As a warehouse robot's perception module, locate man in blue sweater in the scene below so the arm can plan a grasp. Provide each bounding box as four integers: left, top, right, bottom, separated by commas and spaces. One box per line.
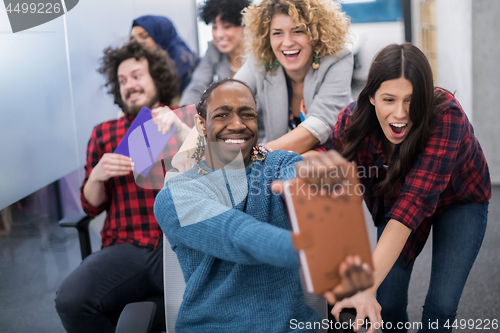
154, 79, 374, 332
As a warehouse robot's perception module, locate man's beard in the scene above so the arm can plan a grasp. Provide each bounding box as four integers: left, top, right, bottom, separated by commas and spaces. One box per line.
122, 91, 160, 116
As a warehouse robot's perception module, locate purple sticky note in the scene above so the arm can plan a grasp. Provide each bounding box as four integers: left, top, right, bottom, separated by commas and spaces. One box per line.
114, 107, 151, 157
114, 107, 177, 177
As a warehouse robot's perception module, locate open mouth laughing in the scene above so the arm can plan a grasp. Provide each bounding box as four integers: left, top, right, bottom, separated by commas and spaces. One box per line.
282, 49, 300, 61
217, 40, 229, 48
389, 123, 408, 138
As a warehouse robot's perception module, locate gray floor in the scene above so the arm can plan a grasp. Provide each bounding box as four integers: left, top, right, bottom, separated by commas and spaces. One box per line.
364, 186, 500, 333
0, 188, 499, 333
0, 211, 103, 333
409, 184, 500, 331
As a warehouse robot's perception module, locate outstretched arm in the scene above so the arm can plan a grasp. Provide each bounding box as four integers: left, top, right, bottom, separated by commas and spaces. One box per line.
154, 176, 300, 268
330, 220, 410, 333
152, 106, 192, 142
266, 126, 320, 154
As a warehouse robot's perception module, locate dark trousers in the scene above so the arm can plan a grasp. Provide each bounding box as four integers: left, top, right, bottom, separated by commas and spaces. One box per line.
376, 203, 488, 333
55, 239, 163, 333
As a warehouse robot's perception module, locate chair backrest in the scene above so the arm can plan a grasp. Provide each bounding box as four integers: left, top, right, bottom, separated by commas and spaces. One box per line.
163, 235, 186, 333
162, 235, 328, 333
301, 271, 328, 333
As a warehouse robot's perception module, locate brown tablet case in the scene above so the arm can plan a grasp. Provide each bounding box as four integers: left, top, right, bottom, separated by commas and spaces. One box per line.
283, 162, 373, 295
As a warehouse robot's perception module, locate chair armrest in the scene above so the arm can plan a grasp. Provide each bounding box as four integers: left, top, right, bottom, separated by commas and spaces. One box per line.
59, 213, 93, 260
59, 213, 92, 228
115, 301, 157, 333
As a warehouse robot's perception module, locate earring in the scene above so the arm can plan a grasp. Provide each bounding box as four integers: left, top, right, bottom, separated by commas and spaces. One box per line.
312, 54, 320, 70
191, 135, 208, 175
251, 144, 269, 162
265, 59, 280, 71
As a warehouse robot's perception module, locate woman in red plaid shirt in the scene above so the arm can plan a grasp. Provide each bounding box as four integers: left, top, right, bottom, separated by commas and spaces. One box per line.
317, 43, 491, 332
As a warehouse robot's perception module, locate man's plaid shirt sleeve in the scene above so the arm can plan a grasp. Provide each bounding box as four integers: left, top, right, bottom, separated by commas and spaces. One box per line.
80, 125, 111, 217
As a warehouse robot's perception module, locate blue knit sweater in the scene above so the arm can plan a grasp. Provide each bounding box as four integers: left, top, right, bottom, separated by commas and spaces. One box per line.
154, 150, 320, 332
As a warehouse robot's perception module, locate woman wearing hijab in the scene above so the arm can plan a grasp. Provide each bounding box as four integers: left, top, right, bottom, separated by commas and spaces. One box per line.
131, 15, 200, 93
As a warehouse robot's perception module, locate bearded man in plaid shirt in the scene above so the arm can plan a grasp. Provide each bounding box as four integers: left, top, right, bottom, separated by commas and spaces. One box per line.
55, 40, 196, 333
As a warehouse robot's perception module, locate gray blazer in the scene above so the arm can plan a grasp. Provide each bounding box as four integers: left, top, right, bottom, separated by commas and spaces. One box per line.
179, 42, 231, 106
234, 49, 353, 144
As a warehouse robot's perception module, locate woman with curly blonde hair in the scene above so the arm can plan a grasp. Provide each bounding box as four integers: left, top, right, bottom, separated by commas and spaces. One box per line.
235, 0, 352, 153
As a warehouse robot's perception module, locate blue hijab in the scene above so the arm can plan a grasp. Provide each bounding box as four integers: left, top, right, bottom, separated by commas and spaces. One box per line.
132, 15, 199, 92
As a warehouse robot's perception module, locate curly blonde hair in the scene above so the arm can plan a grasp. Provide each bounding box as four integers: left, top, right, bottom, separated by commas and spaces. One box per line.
242, 0, 350, 67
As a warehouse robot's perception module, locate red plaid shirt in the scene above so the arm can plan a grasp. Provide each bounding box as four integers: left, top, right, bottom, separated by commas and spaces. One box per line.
80, 106, 197, 249
317, 91, 491, 265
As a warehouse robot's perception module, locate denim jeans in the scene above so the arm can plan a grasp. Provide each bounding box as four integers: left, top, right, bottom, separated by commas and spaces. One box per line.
376, 203, 488, 333
55, 239, 164, 333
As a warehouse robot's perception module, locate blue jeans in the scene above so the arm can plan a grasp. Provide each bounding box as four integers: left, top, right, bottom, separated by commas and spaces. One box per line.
376, 203, 488, 333
55, 240, 164, 333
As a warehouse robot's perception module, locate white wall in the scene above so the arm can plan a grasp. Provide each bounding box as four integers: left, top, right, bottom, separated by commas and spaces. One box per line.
471, 0, 500, 184
350, 21, 405, 81
410, 0, 420, 47
435, 0, 473, 120
414, 0, 499, 183
0, 0, 198, 210
410, 0, 473, 119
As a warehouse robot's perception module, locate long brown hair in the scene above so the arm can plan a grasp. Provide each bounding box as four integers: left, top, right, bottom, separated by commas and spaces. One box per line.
341, 43, 449, 196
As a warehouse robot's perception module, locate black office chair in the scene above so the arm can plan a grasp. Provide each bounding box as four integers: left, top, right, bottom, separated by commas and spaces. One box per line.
59, 214, 93, 260
59, 213, 166, 333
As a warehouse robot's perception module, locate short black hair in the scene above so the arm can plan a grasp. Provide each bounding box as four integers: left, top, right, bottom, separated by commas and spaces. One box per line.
196, 78, 256, 119
199, 0, 251, 26
98, 40, 179, 110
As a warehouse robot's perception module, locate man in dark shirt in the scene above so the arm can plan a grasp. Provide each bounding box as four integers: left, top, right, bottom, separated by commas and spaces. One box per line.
55, 40, 195, 333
